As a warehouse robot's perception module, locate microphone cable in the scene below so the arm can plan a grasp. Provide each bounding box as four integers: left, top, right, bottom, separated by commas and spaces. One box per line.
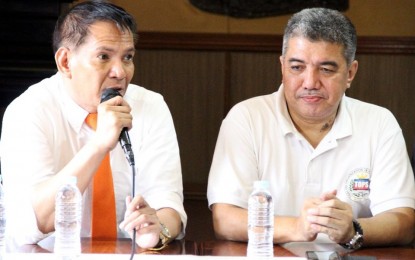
129, 162, 136, 260
99, 89, 136, 259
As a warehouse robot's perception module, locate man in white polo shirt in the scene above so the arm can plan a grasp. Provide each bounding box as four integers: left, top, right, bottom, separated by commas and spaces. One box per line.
207, 8, 414, 249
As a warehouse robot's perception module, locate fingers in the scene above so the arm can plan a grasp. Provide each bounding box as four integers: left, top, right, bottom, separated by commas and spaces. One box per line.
101, 94, 129, 107
306, 194, 353, 243
298, 198, 320, 241
122, 212, 158, 234
98, 97, 132, 130
307, 217, 353, 242
92, 97, 132, 151
119, 195, 162, 247
119, 196, 161, 249
297, 217, 318, 241
123, 196, 133, 217
102, 97, 132, 116
320, 189, 337, 201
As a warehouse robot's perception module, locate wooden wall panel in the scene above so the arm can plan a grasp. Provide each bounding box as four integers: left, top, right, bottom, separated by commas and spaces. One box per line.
229, 52, 282, 108
132, 50, 227, 242
132, 50, 226, 188
348, 54, 415, 152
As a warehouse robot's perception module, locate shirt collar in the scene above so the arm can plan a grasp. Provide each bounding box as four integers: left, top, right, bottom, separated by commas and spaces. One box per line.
330, 95, 353, 139
275, 84, 297, 136
57, 73, 90, 133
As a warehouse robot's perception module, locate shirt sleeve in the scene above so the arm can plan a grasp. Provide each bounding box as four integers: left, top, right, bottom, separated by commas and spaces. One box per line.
207, 103, 259, 210
131, 93, 187, 239
1, 97, 55, 248
368, 111, 415, 215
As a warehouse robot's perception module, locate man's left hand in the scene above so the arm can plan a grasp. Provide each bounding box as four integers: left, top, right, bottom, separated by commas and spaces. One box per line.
119, 195, 161, 248
306, 190, 355, 243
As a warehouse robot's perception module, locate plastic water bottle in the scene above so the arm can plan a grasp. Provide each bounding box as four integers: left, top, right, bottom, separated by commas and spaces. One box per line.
0, 176, 6, 252
54, 176, 82, 259
247, 180, 274, 258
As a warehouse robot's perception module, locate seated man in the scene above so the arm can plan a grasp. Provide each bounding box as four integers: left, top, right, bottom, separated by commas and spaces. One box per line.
1, 1, 186, 249
207, 7, 415, 249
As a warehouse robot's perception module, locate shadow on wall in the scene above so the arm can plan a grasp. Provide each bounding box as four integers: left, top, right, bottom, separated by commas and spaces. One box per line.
188, 0, 349, 18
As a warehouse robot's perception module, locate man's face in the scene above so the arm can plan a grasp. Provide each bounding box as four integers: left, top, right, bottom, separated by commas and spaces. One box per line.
280, 37, 358, 124
65, 21, 135, 112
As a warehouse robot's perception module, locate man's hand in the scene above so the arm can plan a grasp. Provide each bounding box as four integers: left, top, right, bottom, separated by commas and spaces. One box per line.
295, 197, 320, 241
306, 190, 355, 243
94, 96, 132, 153
119, 195, 161, 248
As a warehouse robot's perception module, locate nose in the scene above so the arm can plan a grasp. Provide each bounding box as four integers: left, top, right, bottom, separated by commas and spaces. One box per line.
302, 69, 321, 89
109, 60, 127, 80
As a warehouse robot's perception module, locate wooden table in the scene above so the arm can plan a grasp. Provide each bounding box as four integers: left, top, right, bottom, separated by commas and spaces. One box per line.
199, 240, 295, 256
13, 238, 415, 259
16, 238, 198, 255
198, 240, 415, 260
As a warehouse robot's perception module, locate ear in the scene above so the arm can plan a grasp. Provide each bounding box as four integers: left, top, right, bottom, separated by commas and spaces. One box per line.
55, 47, 72, 78
346, 60, 358, 89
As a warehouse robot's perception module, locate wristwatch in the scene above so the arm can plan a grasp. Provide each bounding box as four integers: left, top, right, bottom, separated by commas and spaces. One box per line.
159, 222, 172, 246
148, 222, 172, 251
340, 219, 364, 250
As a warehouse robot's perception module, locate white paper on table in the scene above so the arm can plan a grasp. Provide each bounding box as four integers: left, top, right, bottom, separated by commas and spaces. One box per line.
282, 234, 350, 258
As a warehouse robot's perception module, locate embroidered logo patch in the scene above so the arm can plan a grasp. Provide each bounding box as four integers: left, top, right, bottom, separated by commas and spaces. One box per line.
345, 168, 371, 201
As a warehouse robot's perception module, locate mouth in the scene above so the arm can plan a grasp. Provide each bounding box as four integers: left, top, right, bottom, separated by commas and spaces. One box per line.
104, 87, 124, 95
301, 95, 323, 103
297, 90, 326, 103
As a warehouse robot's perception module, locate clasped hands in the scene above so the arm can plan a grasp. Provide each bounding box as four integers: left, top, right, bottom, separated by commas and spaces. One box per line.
298, 189, 355, 244
119, 195, 162, 249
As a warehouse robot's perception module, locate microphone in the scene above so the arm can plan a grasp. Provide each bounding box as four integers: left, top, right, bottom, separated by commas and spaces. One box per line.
100, 88, 135, 166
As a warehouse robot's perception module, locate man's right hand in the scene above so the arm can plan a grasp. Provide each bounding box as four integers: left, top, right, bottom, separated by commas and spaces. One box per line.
94, 96, 132, 153
295, 197, 321, 241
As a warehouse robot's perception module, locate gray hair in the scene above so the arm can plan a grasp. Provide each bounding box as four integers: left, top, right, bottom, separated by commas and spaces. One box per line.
282, 8, 357, 65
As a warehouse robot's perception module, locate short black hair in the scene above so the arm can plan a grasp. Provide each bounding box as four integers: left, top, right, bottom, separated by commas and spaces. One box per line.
53, 0, 138, 53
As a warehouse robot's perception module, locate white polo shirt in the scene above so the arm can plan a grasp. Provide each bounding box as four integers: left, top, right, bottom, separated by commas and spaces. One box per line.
207, 84, 415, 218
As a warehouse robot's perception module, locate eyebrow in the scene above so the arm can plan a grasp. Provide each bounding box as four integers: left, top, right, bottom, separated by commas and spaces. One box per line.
320, 61, 339, 68
288, 58, 339, 68
288, 58, 304, 63
96, 46, 136, 53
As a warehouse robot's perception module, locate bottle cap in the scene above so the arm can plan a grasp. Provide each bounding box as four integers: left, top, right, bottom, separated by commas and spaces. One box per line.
66, 176, 77, 184
254, 180, 270, 189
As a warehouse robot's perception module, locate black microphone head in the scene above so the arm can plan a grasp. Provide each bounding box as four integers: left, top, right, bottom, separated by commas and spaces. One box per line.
101, 88, 121, 103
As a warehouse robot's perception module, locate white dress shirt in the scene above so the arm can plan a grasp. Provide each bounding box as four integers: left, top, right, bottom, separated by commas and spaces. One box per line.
0, 72, 187, 248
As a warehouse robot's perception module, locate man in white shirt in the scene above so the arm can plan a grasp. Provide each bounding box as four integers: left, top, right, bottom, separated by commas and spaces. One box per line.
0, 1, 186, 249
208, 8, 415, 249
